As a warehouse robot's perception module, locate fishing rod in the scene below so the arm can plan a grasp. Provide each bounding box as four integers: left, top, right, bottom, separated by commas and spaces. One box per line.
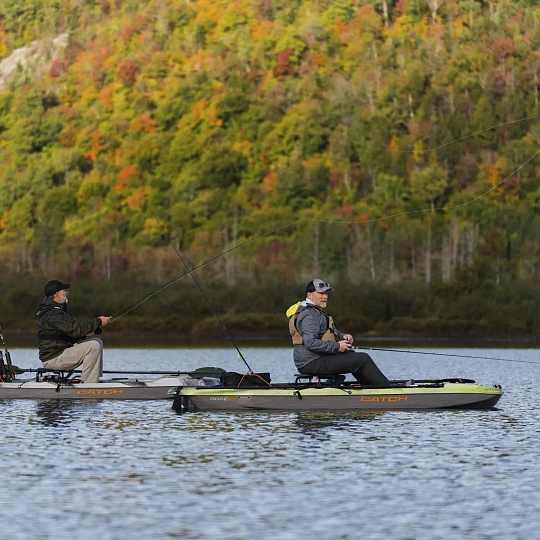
13, 367, 225, 377
144, 203, 255, 374
0, 323, 15, 380
110, 217, 301, 321
0, 349, 8, 381
354, 346, 540, 365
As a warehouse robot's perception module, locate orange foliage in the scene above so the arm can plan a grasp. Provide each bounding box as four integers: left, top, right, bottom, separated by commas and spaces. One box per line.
59, 92, 72, 105
191, 98, 223, 126
126, 188, 148, 209
86, 131, 106, 161
0, 210, 10, 231
333, 20, 347, 33
118, 165, 140, 181
129, 114, 157, 134
117, 60, 139, 86
119, 23, 138, 42
493, 37, 517, 59
261, 172, 278, 195
480, 163, 502, 187
115, 165, 141, 191
313, 55, 326, 67
192, 98, 207, 119
337, 203, 355, 220
98, 84, 115, 111
358, 212, 370, 225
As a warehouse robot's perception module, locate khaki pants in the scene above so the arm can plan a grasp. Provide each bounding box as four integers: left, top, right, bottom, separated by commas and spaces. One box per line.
42, 338, 104, 383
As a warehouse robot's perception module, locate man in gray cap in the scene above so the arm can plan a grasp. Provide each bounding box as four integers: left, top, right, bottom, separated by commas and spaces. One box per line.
37, 280, 111, 383
287, 278, 389, 385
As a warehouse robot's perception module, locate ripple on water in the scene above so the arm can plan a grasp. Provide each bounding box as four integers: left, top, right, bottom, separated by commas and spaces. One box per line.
1, 347, 539, 539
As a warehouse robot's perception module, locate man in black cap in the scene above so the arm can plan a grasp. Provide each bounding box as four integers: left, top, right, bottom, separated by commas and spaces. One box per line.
37, 280, 111, 383
286, 278, 390, 385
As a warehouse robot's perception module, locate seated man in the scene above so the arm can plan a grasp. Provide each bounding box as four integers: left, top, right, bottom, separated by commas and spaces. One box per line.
287, 278, 390, 386
37, 280, 111, 383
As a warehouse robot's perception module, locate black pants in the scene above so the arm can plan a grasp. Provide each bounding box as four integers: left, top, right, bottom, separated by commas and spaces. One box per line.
300, 351, 390, 386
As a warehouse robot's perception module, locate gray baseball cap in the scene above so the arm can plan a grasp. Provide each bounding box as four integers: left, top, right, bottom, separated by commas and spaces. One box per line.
306, 278, 334, 294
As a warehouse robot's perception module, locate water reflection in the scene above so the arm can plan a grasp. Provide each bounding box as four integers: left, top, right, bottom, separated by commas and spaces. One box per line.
33, 400, 97, 427
293, 411, 385, 439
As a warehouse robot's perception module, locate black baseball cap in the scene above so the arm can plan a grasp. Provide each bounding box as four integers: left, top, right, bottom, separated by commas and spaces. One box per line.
306, 278, 333, 295
44, 280, 70, 297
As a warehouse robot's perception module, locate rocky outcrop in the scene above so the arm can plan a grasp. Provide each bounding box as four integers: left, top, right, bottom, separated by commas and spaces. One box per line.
0, 33, 69, 91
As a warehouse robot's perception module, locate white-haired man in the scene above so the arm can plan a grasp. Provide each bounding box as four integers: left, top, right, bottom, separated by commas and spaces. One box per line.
37, 280, 111, 383
287, 278, 389, 385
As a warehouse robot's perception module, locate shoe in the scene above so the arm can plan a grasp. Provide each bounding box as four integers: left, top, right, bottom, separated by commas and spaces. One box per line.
329, 375, 346, 386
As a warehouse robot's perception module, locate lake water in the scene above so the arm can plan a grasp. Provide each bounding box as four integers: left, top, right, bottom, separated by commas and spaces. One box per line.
1, 346, 539, 539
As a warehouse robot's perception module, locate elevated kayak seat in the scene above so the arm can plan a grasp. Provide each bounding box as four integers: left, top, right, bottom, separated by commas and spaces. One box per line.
35, 368, 76, 384
295, 373, 346, 387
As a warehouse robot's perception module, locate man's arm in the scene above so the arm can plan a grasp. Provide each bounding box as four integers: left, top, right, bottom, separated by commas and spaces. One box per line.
48, 309, 103, 339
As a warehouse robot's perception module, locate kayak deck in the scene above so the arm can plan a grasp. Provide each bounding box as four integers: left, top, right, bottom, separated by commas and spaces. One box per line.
174, 379, 503, 412
0, 375, 205, 400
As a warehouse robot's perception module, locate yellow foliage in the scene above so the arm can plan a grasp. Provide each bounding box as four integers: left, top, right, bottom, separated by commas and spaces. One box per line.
232, 140, 252, 156
389, 136, 399, 159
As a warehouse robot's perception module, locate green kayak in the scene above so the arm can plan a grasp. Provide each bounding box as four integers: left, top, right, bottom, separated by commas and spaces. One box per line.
173, 379, 503, 413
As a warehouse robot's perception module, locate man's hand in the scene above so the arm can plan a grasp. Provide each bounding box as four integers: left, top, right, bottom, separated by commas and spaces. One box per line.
338, 339, 352, 352
343, 334, 354, 344
99, 316, 112, 326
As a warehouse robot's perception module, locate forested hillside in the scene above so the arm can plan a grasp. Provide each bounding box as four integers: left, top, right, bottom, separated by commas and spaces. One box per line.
0, 0, 539, 339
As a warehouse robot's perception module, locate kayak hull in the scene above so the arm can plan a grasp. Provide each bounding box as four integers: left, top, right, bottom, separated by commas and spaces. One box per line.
174, 383, 503, 412
0, 375, 202, 400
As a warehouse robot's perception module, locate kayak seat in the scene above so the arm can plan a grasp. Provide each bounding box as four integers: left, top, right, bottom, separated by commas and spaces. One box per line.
295, 373, 346, 387
35, 368, 75, 384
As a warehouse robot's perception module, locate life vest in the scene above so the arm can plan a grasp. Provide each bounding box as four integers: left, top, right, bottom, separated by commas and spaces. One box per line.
286, 302, 338, 346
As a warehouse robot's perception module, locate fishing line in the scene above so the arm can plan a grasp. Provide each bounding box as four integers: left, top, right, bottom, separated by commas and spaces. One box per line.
111, 217, 301, 320
302, 147, 540, 224
111, 117, 540, 319
143, 203, 255, 373
355, 346, 540, 365
344, 114, 540, 153
112, 146, 540, 320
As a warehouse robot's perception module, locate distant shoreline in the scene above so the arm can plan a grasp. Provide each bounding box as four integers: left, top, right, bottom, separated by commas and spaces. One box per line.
7, 331, 540, 349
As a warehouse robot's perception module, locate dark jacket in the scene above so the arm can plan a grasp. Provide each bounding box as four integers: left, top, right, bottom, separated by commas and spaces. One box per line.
37, 297, 102, 363
293, 301, 345, 371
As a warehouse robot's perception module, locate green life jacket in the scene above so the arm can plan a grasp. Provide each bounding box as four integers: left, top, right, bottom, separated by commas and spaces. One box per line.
286, 302, 338, 346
